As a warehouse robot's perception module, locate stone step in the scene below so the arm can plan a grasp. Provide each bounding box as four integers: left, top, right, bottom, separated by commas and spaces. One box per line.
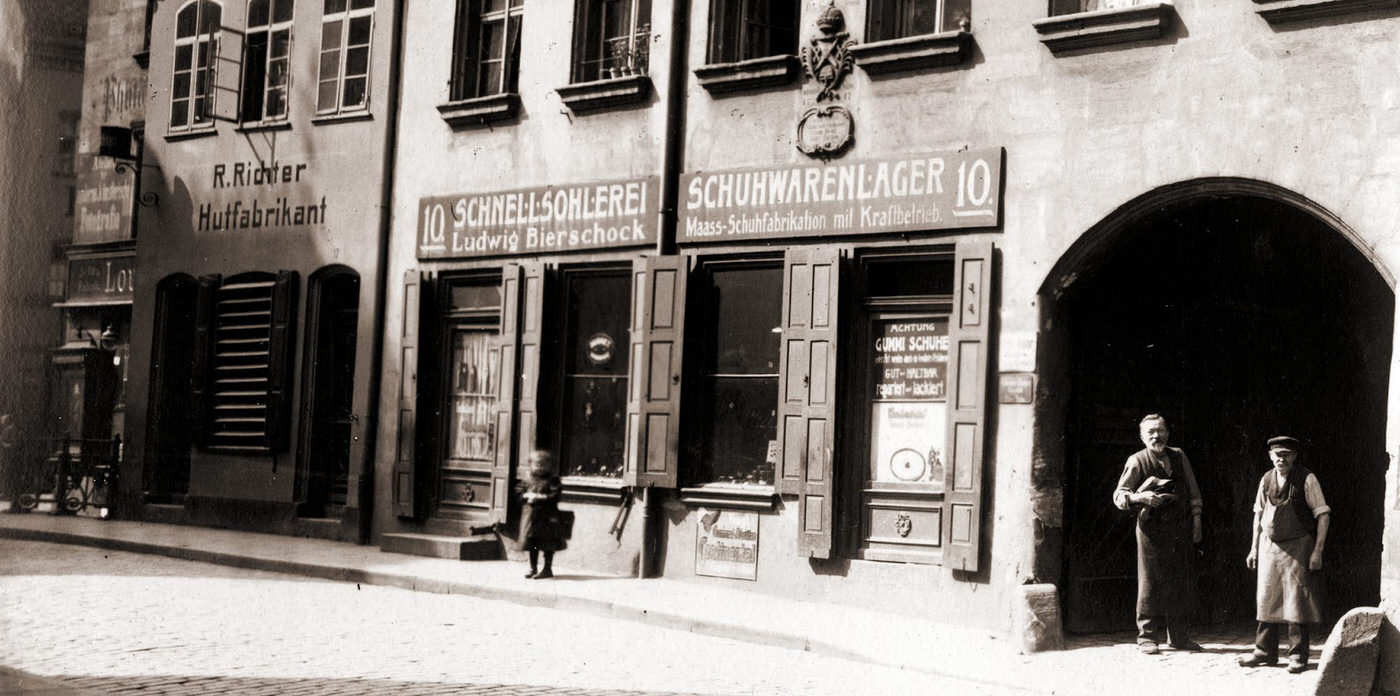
379, 532, 502, 561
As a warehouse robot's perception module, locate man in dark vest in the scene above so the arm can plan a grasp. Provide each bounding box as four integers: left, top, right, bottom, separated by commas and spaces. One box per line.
1112, 414, 1204, 654
1238, 436, 1330, 674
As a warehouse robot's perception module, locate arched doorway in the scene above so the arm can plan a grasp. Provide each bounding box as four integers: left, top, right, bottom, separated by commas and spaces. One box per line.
145, 274, 198, 503
296, 266, 360, 519
1046, 183, 1393, 634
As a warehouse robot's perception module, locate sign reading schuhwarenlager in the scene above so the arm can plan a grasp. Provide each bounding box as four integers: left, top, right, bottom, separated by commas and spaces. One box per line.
679, 148, 1003, 243
417, 176, 659, 259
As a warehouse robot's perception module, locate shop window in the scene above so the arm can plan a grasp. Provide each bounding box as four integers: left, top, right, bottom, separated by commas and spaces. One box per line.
547, 268, 631, 478
241, 0, 293, 123
450, 0, 524, 101
436, 277, 503, 518
706, 0, 796, 64
317, 0, 374, 114
192, 271, 298, 452
170, 0, 223, 130
867, 0, 969, 41
686, 260, 782, 486
571, 0, 650, 82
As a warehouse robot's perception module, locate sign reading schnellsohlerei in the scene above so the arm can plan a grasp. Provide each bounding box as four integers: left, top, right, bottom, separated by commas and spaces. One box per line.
680, 148, 1002, 242
418, 176, 659, 259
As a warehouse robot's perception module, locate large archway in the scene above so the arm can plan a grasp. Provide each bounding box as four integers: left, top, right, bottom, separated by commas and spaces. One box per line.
1043, 182, 1394, 634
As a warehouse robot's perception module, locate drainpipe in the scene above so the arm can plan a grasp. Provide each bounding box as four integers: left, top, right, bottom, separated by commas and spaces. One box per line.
638, 0, 690, 578
358, 0, 409, 545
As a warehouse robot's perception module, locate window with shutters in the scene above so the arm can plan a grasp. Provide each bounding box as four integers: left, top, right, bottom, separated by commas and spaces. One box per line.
450, 0, 524, 101
685, 259, 782, 487
707, 0, 796, 64
241, 0, 293, 123
544, 267, 631, 478
203, 271, 297, 451
170, 0, 223, 131
571, 0, 650, 82
867, 0, 969, 39
317, 0, 374, 114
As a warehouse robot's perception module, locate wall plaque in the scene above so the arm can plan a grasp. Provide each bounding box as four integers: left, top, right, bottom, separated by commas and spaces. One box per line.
695, 509, 758, 581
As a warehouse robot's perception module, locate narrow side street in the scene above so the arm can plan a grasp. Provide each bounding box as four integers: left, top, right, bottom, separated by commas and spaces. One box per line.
0, 540, 1025, 696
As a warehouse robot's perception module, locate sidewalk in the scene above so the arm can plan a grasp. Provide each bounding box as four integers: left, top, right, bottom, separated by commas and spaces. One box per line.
0, 513, 1322, 696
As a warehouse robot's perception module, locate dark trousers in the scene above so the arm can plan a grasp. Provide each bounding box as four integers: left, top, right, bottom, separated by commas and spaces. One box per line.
1255, 622, 1310, 663
1137, 614, 1191, 645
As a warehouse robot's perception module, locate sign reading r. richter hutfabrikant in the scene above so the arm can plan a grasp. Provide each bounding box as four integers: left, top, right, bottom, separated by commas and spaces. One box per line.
196, 159, 327, 232
679, 148, 1003, 242
418, 176, 660, 259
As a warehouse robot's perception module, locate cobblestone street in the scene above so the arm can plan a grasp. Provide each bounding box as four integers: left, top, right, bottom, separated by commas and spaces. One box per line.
0, 540, 1029, 696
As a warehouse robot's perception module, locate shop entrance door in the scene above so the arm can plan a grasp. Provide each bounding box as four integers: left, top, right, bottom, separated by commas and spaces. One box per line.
298, 270, 359, 518
1060, 195, 1392, 633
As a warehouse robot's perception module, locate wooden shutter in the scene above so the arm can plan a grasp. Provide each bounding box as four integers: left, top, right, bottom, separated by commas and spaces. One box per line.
393, 270, 431, 518
488, 263, 524, 524
264, 270, 299, 451
624, 256, 688, 489
941, 240, 996, 572
190, 273, 221, 448
776, 248, 841, 559
515, 262, 545, 463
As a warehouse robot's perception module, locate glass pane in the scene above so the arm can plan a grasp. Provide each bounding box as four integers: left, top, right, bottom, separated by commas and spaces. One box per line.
173, 72, 191, 99
348, 15, 373, 45
449, 284, 502, 312
170, 98, 189, 127
249, 0, 270, 27
869, 401, 947, 486
561, 376, 627, 478
865, 258, 954, 297
943, 0, 970, 29
484, 0, 508, 12
266, 87, 286, 116
271, 30, 290, 58
317, 79, 339, 110
201, 4, 222, 32
868, 317, 949, 486
324, 0, 347, 14
481, 20, 503, 63
351, 0, 375, 8
269, 58, 288, 88
907, 0, 937, 35
345, 45, 369, 75
321, 19, 343, 50
273, 0, 294, 23
341, 76, 367, 107
175, 44, 192, 70
177, 4, 198, 37
701, 376, 778, 484
565, 272, 630, 376
447, 331, 497, 462
319, 50, 340, 81
709, 266, 781, 375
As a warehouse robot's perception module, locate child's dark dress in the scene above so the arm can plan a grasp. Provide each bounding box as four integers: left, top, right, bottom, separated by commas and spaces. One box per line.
517, 474, 567, 552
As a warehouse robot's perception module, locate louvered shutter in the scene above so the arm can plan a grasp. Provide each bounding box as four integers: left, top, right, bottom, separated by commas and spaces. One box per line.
393, 270, 431, 518
191, 274, 221, 448
514, 262, 545, 462
624, 256, 687, 489
264, 270, 298, 451
941, 240, 996, 572
776, 248, 842, 559
488, 263, 524, 523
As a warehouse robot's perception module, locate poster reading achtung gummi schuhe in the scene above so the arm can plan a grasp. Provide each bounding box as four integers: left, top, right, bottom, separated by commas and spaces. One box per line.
869, 319, 949, 487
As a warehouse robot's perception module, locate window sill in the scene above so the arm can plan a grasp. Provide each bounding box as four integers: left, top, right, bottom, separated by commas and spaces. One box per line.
693, 55, 800, 94
850, 31, 973, 75
560, 476, 630, 504
556, 74, 653, 113
437, 93, 521, 128
310, 110, 373, 126
678, 484, 778, 511
164, 126, 218, 142
1032, 2, 1175, 54
235, 120, 292, 134
1252, 0, 1397, 23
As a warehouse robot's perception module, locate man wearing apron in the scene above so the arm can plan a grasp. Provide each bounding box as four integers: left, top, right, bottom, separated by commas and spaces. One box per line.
1113, 414, 1204, 655
1238, 436, 1330, 674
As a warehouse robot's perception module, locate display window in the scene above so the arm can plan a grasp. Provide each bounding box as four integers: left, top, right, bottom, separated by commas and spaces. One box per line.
433, 275, 503, 519
547, 267, 632, 479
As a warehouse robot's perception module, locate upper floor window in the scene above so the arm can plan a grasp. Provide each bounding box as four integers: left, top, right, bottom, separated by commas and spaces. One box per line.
242, 0, 293, 122
571, 0, 650, 83
706, 0, 796, 64
318, 0, 374, 114
867, 0, 969, 41
1049, 0, 1144, 14
170, 0, 223, 130
450, 0, 524, 101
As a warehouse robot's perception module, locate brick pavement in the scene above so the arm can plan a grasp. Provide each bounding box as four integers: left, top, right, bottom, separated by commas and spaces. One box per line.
0, 514, 1335, 696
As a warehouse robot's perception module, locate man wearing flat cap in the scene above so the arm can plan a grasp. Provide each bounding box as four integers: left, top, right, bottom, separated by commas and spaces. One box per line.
1239, 436, 1330, 674
1113, 414, 1204, 655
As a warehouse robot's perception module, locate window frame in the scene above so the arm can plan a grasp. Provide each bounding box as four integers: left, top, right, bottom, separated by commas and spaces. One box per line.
241, 0, 294, 124
450, 0, 525, 102
865, 0, 969, 42
317, 0, 376, 116
169, 0, 223, 132
705, 0, 797, 65
571, 0, 651, 83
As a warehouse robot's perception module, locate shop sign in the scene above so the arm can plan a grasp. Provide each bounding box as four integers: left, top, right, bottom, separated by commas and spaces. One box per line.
695, 509, 758, 581
998, 373, 1035, 405
195, 159, 327, 233
74, 162, 134, 245
870, 318, 949, 486
418, 176, 660, 259
67, 255, 135, 304
679, 147, 1003, 243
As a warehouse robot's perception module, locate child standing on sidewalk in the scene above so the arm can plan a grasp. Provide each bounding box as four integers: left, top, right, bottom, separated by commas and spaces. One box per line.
517, 450, 566, 579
